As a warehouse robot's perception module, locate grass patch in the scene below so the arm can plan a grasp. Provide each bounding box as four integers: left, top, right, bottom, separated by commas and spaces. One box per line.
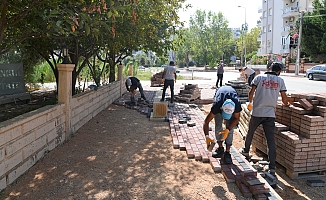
135, 70, 185, 81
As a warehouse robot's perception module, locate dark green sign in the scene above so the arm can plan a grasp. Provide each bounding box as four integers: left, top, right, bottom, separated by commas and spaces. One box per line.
0, 64, 25, 96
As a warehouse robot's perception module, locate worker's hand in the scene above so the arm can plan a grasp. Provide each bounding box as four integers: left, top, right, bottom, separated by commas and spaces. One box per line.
247, 102, 253, 111
282, 102, 290, 107
218, 129, 229, 141
174, 79, 176, 83
133, 90, 137, 95
205, 135, 214, 149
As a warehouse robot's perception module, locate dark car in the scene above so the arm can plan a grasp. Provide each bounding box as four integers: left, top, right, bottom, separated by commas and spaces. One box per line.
306, 65, 326, 80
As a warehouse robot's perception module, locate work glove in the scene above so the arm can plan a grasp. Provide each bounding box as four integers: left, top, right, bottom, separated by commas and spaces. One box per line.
130, 90, 137, 95
218, 129, 229, 141
247, 102, 253, 111
205, 135, 214, 149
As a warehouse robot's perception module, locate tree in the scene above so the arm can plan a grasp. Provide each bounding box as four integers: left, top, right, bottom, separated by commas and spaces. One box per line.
176, 10, 233, 67
301, 0, 326, 62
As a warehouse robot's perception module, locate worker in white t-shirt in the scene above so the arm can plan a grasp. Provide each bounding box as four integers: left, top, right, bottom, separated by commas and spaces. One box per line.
240, 67, 256, 86
161, 61, 177, 104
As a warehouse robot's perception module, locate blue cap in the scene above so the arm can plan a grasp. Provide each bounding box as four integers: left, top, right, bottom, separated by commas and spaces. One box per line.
221, 99, 235, 120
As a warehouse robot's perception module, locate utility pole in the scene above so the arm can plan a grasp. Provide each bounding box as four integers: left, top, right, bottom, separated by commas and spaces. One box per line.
295, 11, 304, 75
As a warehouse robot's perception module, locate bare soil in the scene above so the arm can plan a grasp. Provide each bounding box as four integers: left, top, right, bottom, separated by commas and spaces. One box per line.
0, 90, 57, 123
0, 95, 325, 200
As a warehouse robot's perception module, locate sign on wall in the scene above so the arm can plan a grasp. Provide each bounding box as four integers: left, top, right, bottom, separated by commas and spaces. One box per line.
0, 64, 26, 96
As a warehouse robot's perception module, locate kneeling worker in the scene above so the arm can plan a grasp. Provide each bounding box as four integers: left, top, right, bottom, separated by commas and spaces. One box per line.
125, 77, 146, 105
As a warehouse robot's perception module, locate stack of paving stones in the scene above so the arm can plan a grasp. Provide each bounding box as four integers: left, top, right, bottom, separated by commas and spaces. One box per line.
113, 91, 155, 116
249, 93, 326, 179
238, 103, 251, 139
150, 71, 164, 87
225, 80, 251, 103
168, 103, 280, 199
175, 84, 201, 103
113, 86, 281, 198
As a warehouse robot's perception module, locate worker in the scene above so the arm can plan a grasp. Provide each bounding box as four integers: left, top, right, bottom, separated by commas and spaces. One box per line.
203, 86, 242, 164
240, 62, 289, 176
160, 61, 177, 105
240, 66, 256, 86
125, 77, 146, 105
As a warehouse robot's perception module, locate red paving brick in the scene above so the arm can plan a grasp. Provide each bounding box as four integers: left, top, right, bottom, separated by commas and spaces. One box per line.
114, 88, 281, 199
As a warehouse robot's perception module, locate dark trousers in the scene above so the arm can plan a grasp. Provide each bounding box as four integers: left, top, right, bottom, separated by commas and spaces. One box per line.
247, 72, 256, 86
216, 74, 223, 87
244, 116, 276, 170
130, 82, 146, 102
161, 79, 174, 103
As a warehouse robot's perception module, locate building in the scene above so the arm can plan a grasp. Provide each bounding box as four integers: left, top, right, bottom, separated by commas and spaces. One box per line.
258, 0, 314, 57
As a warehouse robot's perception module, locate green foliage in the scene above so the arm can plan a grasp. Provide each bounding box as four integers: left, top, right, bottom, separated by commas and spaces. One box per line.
301, 0, 326, 62
175, 10, 234, 67
236, 27, 261, 65
249, 54, 266, 65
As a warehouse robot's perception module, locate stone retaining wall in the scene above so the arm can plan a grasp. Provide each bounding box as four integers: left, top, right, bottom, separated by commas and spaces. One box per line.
0, 73, 124, 190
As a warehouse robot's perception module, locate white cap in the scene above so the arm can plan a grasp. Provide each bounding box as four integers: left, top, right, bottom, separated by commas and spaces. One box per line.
221, 99, 235, 120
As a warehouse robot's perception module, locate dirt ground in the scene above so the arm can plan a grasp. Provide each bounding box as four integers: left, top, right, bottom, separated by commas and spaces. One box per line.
0, 96, 325, 199
0, 90, 57, 123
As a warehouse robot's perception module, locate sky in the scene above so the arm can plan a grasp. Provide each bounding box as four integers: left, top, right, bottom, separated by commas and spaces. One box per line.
178, 0, 262, 30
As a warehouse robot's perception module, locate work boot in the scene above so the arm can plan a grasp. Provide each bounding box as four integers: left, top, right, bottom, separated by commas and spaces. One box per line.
239, 148, 251, 158
212, 147, 224, 158
223, 151, 233, 164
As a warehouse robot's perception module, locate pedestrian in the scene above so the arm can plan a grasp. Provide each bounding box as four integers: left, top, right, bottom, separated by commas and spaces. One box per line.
242, 66, 256, 85
125, 76, 146, 105
161, 61, 177, 105
216, 60, 224, 88
203, 86, 242, 164
240, 62, 289, 176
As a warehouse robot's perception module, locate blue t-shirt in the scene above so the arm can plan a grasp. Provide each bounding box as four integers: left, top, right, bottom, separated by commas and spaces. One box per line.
211, 86, 242, 116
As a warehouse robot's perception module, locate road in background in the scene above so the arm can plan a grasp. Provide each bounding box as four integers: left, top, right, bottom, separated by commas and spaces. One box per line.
41, 68, 325, 95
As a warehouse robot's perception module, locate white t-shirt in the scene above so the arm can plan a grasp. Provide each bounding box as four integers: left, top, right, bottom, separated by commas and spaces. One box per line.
244, 67, 255, 76
251, 73, 287, 118
164, 65, 176, 80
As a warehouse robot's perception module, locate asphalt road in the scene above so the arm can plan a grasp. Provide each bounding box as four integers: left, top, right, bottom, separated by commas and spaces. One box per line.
41, 68, 325, 95
177, 69, 326, 94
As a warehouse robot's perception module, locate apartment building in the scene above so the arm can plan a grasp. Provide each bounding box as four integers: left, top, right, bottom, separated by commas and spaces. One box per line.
258, 0, 314, 56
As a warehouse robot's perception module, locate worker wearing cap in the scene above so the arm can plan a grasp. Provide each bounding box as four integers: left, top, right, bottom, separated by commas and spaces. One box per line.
203, 86, 242, 164
240, 62, 289, 176
125, 77, 146, 105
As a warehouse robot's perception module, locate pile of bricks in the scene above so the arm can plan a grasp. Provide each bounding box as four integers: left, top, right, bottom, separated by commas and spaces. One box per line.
250, 93, 326, 179
113, 91, 154, 116
225, 80, 251, 103
150, 71, 164, 87
238, 103, 251, 139
169, 103, 280, 199
175, 84, 201, 103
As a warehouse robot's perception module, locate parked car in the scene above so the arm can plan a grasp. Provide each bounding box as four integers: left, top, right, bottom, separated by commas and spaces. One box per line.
306, 64, 326, 80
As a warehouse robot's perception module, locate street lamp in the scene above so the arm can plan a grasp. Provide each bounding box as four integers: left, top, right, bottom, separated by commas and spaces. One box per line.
238, 6, 247, 67
62, 44, 70, 64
